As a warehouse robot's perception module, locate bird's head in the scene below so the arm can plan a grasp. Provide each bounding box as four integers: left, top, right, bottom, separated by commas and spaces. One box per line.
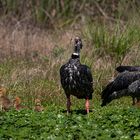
14, 96, 21, 105
101, 97, 112, 107
35, 98, 41, 105
101, 92, 115, 106
74, 37, 83, 54
101, 91, 118, 107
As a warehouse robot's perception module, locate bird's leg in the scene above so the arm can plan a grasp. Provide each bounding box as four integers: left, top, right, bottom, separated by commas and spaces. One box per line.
132, 97, 135, 105
66, 95, 71, 114
85, 97, 89, 114
135, 97, 140, 107
137, 97, 140, 103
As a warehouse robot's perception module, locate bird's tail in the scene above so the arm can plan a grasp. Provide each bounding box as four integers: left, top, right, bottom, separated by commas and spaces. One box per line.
116, 66, 140, 73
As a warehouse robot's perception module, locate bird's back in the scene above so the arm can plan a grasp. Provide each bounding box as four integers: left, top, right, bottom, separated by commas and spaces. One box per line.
60, 58, 93, 99
116, 66, 140, 73
102, 71, 140, 100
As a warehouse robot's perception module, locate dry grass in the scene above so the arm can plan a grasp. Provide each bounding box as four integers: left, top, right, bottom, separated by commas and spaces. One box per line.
0, 23, 80, 60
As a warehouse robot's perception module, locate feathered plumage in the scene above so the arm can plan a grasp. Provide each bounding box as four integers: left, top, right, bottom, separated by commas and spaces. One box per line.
34, 99, 44, 112
13, 97, 28, 110
101, 71, 140, 106
116, 66, 140, 73
109, 79, 140, 104
116, 65, 140, 105
0, 87, 11, 111
60, 37, 93, 114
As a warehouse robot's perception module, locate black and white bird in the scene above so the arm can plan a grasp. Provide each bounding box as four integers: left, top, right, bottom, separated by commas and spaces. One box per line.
60, 37, 93, 114
101, 71, 140, 106
116, 66, 140, 73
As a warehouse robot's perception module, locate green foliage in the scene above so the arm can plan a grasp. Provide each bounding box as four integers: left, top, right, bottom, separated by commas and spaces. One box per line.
0, 105, 140, 139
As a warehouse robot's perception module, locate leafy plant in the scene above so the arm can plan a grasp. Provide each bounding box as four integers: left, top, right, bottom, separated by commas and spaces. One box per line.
0, 104, 140, 139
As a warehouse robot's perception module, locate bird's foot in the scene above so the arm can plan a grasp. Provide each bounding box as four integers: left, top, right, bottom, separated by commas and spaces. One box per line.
67, 110, 71, 115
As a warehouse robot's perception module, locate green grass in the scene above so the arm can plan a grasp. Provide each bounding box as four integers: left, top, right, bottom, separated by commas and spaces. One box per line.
0, 52, 139, 139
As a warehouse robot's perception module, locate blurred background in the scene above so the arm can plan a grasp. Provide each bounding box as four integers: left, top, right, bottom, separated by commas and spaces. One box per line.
0, 0, 139, 106
0, 0, 140, 59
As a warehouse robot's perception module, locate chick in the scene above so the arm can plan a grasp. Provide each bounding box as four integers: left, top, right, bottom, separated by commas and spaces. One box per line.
0, 87, 11, 111
34, 98, 44, 112
13, 97, 28, 110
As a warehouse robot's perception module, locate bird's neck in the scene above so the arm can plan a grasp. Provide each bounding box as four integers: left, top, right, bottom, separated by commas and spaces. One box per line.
110, 89, 129, 100
69, 57, 80, 65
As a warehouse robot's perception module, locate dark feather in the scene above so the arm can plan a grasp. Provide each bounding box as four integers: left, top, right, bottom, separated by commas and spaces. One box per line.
115, 65, 140, 104
60, 57, 93, 99
116, 66, 140, 73
109, 80, 140, 101
101, 71, 140, 106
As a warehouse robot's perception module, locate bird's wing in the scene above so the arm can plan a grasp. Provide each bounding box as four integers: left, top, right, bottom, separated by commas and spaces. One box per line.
116, 66, 140, 73
80, 65, 93, 84
60, 64, 67, 87
128, 80, 140, 93
101, 72, 140, 99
